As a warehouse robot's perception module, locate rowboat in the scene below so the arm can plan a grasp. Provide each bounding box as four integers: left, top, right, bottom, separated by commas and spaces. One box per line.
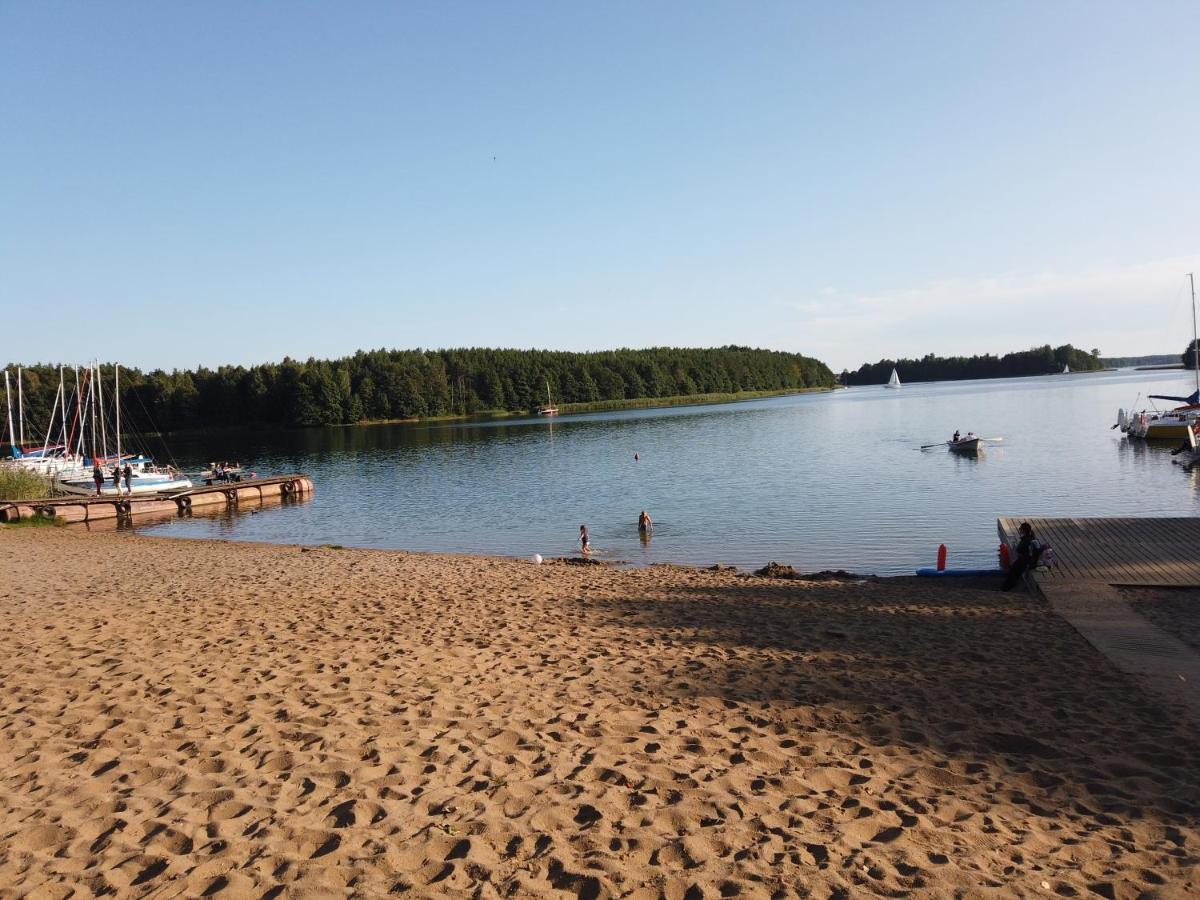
948, 436, 982, 453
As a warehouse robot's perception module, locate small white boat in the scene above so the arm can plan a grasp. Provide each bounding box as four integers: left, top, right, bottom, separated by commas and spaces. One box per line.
885, 368, 901, 389
1062, 363, 1070, 374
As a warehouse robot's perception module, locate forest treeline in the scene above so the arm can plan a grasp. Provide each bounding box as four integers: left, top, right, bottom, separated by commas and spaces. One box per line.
3, 346, 834, 435
841, 344, 1104, 386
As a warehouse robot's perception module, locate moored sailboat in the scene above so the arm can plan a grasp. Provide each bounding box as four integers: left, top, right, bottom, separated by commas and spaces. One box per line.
52, 362, 192, 495
1119, 274, 1200, 440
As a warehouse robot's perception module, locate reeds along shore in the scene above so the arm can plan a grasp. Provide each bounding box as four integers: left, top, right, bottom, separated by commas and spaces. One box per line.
1, 529, 1199, 897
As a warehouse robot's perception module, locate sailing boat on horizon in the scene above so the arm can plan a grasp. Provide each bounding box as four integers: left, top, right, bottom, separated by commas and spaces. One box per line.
538, 380, 559, 416
885, 368, 901, 389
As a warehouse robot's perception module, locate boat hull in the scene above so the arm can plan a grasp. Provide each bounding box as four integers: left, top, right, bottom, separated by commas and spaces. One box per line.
948, 438, 982, 453
57, 477, 193, 496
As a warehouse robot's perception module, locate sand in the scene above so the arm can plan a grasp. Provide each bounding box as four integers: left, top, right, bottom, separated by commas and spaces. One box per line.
1, 529, 1198, 899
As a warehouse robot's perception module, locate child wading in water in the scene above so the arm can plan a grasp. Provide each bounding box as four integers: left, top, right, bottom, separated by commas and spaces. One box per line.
579, 525, 590, 556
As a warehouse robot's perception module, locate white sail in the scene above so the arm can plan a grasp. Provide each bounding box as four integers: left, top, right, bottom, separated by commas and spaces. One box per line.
1062, 363, 1070, 374
886, 368, 901, 389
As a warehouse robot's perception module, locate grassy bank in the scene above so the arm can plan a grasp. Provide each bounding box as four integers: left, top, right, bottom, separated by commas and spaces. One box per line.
0, 468, 54, 502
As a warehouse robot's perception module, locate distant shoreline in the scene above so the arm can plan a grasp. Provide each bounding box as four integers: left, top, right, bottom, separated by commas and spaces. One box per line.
115, 387, 840, 438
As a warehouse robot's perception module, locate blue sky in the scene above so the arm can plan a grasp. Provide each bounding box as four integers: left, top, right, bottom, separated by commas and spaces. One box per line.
3, 2, 1199, 373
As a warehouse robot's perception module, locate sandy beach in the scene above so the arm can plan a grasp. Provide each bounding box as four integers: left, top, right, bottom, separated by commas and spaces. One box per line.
1, 529, 1198, 899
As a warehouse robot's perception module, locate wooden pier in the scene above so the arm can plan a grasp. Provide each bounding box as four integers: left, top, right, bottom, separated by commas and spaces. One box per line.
998, 516, 1200, 723
997, 516, 1200, 587
0, 474, 313, 524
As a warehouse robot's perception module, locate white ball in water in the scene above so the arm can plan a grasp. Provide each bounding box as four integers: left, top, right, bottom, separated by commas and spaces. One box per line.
531, 554, 543, 565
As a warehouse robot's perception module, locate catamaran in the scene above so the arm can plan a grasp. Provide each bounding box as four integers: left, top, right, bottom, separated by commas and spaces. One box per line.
885, 368, 901, 389
1119, 274, 1200, 441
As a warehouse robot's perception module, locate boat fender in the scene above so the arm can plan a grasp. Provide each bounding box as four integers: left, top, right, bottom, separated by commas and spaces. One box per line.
999, 543, 1011, 570
936, 544, 947, 571
281, 481, 294, 495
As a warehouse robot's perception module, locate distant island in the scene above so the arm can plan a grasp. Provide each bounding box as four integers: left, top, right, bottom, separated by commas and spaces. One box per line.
5, 346, 835, 434
841, 343, 1104, 386
1100, 354, 1180, 369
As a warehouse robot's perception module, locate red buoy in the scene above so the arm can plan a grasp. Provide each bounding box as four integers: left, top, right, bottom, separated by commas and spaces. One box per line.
999, 543, 1011, 570
936, 543, 947, 571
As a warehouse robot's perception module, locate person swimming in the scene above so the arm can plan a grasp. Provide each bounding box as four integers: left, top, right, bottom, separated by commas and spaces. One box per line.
638, 510, 652, 533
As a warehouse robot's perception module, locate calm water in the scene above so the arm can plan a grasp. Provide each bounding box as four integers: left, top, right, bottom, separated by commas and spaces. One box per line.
138, 369, 1200, 575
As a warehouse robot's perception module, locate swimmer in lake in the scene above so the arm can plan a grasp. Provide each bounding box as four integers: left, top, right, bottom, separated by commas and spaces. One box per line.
638, 510, 652, 534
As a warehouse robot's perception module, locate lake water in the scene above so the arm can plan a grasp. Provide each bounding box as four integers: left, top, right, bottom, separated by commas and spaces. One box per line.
139, 369, 1200, 575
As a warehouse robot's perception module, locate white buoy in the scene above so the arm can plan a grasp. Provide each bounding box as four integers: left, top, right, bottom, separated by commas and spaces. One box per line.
531, 554, 543, 565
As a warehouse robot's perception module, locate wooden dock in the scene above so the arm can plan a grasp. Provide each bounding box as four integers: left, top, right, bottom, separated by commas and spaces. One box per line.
998, 516, 1200, 723
0, 474, 313, 524
997, 516, 1200, 587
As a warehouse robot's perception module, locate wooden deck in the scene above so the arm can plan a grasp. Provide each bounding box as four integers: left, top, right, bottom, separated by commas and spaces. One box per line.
998, 516, 1200, 723
998, 516, 1200, 587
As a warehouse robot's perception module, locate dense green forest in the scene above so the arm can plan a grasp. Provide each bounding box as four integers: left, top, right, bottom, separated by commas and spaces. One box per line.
2, 346, 834, 437
842, 344, 1104, 386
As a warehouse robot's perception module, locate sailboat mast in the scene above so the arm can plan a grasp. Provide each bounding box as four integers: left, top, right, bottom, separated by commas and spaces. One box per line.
58, 367, 68, 451
17, 367, 24, 449
115, 363, 122, 464
1191, 272, 1198, 395
4, 371, 15, 454
40, 372, 61, 458
97, 363, 109, 463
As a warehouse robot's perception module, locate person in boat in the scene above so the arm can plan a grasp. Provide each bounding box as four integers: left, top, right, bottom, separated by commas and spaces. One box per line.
638, 510, 653, 534
92, 463, 104, 496
952, 430, 961, 443
1001, 522, 1037, 591
580, 525, 590, 556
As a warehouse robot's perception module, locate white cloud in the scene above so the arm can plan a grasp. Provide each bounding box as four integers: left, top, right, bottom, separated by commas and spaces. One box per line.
783, 255, 1200, 370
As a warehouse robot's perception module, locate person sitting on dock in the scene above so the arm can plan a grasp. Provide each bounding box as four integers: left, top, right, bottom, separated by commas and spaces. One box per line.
92, 464, 104, 496
1001, 522, 1036, 591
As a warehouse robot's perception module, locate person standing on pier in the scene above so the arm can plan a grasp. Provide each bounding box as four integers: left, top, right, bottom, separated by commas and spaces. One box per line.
111, 464, 121, 494
122, 463, 133, 494
92, 463, 104, 496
